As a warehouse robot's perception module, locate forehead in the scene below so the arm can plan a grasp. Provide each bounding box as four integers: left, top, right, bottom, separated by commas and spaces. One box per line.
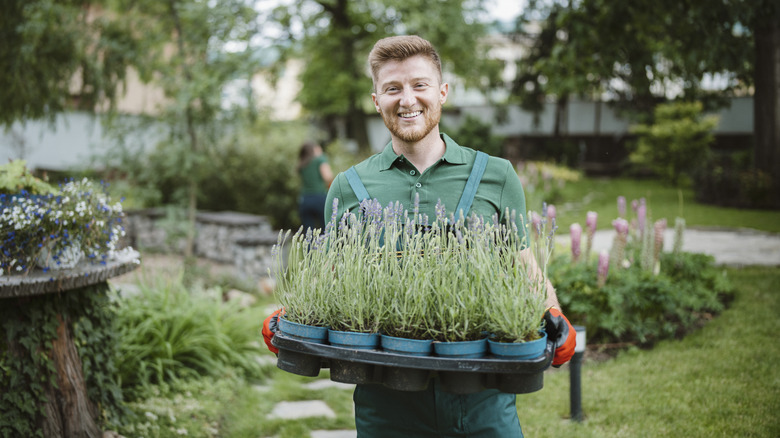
374, 55, 440, 87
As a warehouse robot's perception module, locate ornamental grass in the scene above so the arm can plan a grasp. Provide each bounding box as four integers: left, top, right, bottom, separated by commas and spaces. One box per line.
273, 197, 553, 344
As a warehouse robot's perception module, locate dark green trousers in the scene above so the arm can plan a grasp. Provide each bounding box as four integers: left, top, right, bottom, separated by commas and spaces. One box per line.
354, 378, 523, 437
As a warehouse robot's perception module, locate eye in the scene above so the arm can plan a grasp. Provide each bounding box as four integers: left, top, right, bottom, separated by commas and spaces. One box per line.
385, 86, 400, 94
415, 83, 429, 89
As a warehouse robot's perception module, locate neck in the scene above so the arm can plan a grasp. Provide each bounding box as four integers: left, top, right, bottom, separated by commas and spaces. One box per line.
392, 128, 445, 173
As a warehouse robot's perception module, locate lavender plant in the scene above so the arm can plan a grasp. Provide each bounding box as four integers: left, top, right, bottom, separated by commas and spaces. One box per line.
272, 198, 554, 344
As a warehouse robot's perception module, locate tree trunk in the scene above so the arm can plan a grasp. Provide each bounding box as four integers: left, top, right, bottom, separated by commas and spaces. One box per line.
41, 315, 101, 438
753, 7, 780, 206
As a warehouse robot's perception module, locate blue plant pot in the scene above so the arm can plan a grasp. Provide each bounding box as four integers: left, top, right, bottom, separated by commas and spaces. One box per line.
380, 334, 434, 356
488, 331, 548, 360
433, 337, 488, 359
328, 329, 380, 350
278, 316, 328, 344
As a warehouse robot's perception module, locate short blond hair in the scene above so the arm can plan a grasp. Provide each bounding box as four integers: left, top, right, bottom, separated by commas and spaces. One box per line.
368, 35, 442, 89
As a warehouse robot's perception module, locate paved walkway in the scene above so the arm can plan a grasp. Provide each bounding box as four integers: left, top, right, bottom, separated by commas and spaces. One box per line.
556, 227, 780, 267
261, 227, 780, 437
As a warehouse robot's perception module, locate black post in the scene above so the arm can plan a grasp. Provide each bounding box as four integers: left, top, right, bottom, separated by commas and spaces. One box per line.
570, 325, 586, 422
569, 350, 584, 422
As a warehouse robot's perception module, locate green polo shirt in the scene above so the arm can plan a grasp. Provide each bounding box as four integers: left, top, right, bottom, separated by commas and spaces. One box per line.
325, 133, 527, 238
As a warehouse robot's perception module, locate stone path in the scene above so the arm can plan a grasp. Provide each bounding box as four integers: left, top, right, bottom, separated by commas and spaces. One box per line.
556, 226, 780, 267
260, 355, 357, 438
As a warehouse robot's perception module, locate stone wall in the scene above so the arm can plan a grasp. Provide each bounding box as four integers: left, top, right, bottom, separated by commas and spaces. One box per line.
123, 208, 282, 281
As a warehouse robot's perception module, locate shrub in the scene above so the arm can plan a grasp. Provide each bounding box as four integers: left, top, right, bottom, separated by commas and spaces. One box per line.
113, 272, 268, 399
552, 200, 733, 346
629, 101, 718, 186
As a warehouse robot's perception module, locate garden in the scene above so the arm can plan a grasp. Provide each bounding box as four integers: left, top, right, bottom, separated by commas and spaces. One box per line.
2, 153, 779, 437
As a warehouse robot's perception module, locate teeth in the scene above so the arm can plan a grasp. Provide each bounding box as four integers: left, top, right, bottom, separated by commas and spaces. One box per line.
400, 111, 421, 118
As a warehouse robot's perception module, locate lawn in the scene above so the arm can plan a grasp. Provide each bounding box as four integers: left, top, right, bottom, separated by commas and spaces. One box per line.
527, 177, 780, 234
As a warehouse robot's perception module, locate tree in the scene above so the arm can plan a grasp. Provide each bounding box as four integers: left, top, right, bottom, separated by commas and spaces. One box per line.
112, 0, 259, 256
268, 0, 502, 151
512, 0, 779, 203
0, 0, 135, 128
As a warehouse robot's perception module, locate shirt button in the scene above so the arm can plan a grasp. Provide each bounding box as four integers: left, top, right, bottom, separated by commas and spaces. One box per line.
415, 182, 422, 188
410, 170, 416, 176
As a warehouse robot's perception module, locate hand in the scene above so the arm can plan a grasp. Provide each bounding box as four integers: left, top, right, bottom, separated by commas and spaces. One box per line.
543, 307, 576, 367
262, 308, 285, 355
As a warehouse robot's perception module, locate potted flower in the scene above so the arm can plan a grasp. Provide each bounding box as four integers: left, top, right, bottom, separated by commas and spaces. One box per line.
0, 160, 57, 198
1, 176, 127, 276
484, 208, 554, 359
272, 228, 331, 343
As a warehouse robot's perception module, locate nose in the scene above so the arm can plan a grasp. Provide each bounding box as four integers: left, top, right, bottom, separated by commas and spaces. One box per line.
400, 87, 416, 107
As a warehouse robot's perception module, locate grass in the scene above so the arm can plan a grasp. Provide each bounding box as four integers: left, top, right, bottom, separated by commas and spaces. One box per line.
527, 177, 780, 234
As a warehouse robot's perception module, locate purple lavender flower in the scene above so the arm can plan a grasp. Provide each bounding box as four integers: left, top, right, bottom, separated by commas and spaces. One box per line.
570, 223, 582, 262
546, 204, 557, 221
617, 196, 626, 218
586, 211, 598, 235
613, 218, 629, 236
597, 250, 609, 287
637, 203, 647, 234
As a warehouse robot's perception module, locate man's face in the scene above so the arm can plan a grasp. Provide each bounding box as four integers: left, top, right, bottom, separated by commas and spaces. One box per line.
372, 55, 449, 144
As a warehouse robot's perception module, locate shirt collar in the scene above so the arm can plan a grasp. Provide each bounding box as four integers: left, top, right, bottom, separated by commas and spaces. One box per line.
378, 132, 469, 170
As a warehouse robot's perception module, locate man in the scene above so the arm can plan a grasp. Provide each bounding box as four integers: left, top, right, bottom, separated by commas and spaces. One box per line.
265, 35, 575, 437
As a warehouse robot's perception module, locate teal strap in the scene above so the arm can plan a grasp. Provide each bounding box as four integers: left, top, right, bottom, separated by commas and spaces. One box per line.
345, 166, 370, 202
455, 151, 489, 220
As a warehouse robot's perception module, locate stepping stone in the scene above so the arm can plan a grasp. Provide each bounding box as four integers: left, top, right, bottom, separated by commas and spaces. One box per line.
305, 380, 355, 391
253, 384, 272, 393
268, 400, 336, 420
255, 355, 277, 367
310, 430, 357, 438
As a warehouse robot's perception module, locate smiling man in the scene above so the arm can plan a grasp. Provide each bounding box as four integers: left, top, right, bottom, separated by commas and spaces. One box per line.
263, 35, 576, 437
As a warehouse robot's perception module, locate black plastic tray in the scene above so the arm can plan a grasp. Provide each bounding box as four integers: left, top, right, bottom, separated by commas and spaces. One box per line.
272, 333, 554, 394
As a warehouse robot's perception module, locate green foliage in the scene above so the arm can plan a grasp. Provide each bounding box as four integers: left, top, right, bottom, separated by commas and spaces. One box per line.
549, 250, 733, 345
442, 114, 505, 157
629, 101, 718, 185
0, 160, 56, 195
116, 370, 249, 438
514, 0, 755, 119
0, 0, 135, 127
113, 272, 267, 399
196, 120, 308, 230
0, 284, 126, 437
693, 153, 776, 209
518, 160, 581, 209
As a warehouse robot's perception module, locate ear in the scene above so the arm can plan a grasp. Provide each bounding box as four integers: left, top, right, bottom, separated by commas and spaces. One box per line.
439, 83, 449, 105
372, 93, 380, 113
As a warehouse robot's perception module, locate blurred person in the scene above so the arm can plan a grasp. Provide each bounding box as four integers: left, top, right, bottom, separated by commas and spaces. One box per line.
297, 141, 333, 231
266, 35, 576, 437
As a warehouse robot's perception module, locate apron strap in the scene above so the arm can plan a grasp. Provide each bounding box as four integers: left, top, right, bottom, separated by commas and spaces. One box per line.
345, 166, 371, 202
455, 151, 489, 220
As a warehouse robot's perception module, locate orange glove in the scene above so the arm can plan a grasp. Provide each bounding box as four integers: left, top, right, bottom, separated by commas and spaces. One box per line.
262, 308, 285, 355
543, 307, 576, 367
